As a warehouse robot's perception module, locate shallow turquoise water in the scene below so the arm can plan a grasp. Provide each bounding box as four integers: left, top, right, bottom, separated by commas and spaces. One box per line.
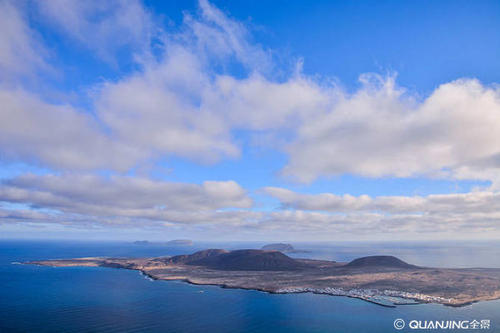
0, 240, 499, 332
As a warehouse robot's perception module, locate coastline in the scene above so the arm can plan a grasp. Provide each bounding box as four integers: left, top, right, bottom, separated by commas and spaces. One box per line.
138, 268, 398, 307
24, 254, 500, 309
24, 262, 414, 307
135, 267, 494, 308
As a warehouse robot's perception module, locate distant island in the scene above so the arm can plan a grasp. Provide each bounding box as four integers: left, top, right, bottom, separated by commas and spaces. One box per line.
27, 249, 500, 307
261, 243, 308, 253
165, 239, 193, 246
133, 240, 150, 245
133, 240, 194, 246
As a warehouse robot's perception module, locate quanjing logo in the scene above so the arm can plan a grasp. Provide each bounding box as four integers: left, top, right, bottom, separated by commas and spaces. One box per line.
394, 319, 491, 330
394, 319, 405, 330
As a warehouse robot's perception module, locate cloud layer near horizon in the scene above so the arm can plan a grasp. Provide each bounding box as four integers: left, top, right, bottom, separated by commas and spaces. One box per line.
1, 173, 499, 239
1, 0, 500, 239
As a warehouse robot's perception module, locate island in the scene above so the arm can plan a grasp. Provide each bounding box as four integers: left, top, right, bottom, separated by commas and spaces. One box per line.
261, 243, 295, 252
260, 243, 308, 253
165, 239, 193, 246
26, 249, 500, 307
133, 240, 150, 245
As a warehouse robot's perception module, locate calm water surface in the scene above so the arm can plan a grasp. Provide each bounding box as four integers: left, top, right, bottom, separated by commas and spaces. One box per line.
0, 240, 499, 332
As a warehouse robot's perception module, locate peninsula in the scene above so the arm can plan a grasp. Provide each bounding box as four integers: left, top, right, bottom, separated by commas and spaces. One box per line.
27, 249, 500, 307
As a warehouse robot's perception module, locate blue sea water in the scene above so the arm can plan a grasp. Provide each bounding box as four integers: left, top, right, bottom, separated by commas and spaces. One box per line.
0, 240, 499, 332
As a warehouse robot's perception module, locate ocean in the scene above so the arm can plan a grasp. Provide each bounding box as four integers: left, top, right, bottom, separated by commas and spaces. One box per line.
0, 240, 499, 332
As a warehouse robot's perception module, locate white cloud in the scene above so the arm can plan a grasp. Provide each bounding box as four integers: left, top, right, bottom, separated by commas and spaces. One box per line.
0, 1, 49, 80
264, 186, 500, 214
0, 89, 145, 170
0, 0, 269, 169
92, 1, 327, 164
1, 173, 252, 211
0, 207, 55, 222
207, 73, 328, 131
36, 0, 154, 64
96, 46, 239, 164
0, 174, 253, 226
283, 75, 500, 183
4, 0, 499, 187
75, 5, 500, 186
264, 187, 372, 212
190, 0, 271, 71
1, 173, 499, 239
3, 0, 500, 187
262, 186, 500, 237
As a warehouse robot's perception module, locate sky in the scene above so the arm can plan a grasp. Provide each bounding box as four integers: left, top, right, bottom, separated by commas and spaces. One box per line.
1, 0, 500, 241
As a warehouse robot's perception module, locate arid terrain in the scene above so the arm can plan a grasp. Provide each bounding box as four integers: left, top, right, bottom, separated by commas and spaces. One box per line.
27, 249, 500, 307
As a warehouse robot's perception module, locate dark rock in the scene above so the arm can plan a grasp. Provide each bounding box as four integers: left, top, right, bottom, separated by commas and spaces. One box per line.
188, 249, 310, 271
345, 255, 418, 269
167, 249, 229, 264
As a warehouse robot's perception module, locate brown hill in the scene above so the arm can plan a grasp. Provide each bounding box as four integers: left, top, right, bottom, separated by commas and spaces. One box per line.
165, 249, 229, 264
174, 249, 310, 271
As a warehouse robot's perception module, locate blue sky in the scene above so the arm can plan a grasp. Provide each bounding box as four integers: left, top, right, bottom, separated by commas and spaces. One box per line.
1, 0, 500, 241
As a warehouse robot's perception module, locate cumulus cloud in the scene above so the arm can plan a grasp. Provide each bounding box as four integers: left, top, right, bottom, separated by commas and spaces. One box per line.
262, 187, 500, 236
2, 0, 321, 169
96, 46, 240, 164
283, 75, 500, 183
208, 73, 328, 131
0, 174, 252, 217
92, 0, 327, 164
0, 89, 145, 170
264, 186, 500, 214
0, 173, 260, 230
3, 0, 500, 187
